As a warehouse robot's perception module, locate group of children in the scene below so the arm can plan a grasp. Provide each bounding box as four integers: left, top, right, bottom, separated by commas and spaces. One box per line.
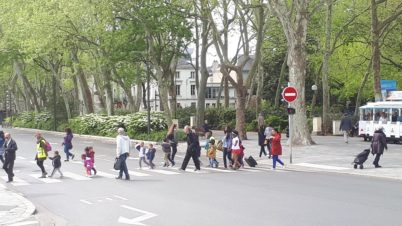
137, 140, 175, 169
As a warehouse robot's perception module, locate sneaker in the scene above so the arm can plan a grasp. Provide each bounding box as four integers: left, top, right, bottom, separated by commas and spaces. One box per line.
64, 159, 69, 162
60, 175, 64, 179
375, 165, 382, 168
39, 175, 46, 178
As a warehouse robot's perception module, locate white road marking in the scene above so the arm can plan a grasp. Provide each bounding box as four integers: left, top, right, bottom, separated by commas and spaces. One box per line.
30, 174, 62, 183
237, 168, 261, 173
16, 156, 26, 160
7, 221, 39, 226
80, 199, 93, 205
173, 166, 206, 174
141, 168, 180, 175
294, 163, 349, 170
96, 171, 117, 179
1, 176, 29, 186
63, 172, 92, 180
114, 195, 128, 201
128, 157, 139, 160
106, 198, 113, 201
118, 205, 157, 225
0, 184, 6, 189
110, 169, 151, 177
189, 166, 234, 173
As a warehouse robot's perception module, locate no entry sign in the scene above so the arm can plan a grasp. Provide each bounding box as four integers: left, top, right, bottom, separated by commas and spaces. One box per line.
282, 86, 298, 103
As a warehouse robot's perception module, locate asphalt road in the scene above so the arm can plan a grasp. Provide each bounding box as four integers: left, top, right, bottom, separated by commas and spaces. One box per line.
2, 128, 402, 226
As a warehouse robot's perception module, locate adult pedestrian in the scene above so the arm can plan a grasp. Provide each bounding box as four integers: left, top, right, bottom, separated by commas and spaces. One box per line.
0, 131, 5, 164
371, 126, 387, 168
264, 124, 273, 158
257, 112, 265, 129
166, 123, 178, 164
339, 113, 353, 143
258, 126, 267, 158
270, 128, 285, 169
180, 125, 201, 171
231, 130, 242, 170
116, 128, 130, 180
35, 133, 48, 178
3, 133, 17, 182
62, 128, 75, 161
222, 126, 232, 169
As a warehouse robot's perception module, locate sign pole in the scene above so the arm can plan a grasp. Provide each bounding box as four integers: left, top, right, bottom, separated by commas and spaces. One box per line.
288, 83, 293, 164
282, 84, 298, 164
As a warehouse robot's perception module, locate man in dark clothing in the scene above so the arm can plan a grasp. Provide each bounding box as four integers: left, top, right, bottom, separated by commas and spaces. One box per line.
371, 126, 387, 168
3, 133, 17, 182
339, 113, 353, 143
180, 126, 201, 171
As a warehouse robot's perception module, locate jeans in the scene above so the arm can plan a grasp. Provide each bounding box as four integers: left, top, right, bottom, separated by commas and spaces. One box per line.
373, 153, 382, 166
149, 159, 155, 169
223, 148, 232, 168
170, 145, 177, 162
64, 145, 73, 160
272, 155, 284, 169
139, 157, 150, 168
343, 131, 349, 143
36, 159, 47, 174
50, 167, 63, 177
118, 153, 129, 179
209, 158, 218, 168
181, 148, 200, 170
259, 145, 267, 157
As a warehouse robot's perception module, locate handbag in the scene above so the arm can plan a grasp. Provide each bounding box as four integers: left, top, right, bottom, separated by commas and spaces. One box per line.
113, 158, 122, 170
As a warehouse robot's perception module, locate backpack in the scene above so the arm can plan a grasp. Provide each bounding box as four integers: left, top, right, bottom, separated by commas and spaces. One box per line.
43, 140, 52, 152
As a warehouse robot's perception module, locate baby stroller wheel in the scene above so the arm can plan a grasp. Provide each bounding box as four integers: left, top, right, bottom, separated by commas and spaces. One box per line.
353, 164, 357, 169
359, 165, 364, 169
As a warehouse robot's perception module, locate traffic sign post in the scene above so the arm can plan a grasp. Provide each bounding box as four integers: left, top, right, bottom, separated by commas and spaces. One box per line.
282, 86, 298, 164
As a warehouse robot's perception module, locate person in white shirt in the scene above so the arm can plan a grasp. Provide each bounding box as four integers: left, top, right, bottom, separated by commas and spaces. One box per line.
116, 128, 130, 180
137, 141, 150, 169
231, 130, 242, 170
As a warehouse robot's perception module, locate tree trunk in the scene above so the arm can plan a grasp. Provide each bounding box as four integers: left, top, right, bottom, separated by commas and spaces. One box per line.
224, 76, 229, 108
322, 0, 333, 135
255, 62, 264, 116
354, 59, 373, 117
93, 73, 106, 110
235, 71, 248, 140
101, 67, 114, 116
70, 48, 94, 114
111, 67, 135, 111
371, 0, 382, 101
135, 83, 142, 112
156, 69, 172, 125
13, 59, 40, 111
274, 53, 288, 108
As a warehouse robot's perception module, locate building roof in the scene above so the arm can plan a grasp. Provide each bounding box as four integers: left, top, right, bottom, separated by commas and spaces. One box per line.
176, 58, 195, 70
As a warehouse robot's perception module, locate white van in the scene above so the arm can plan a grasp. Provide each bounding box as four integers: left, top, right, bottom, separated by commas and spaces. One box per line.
358, 101, 402, 142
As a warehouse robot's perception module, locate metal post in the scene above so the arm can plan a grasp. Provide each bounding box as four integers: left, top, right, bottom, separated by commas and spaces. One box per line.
147, 62, 151, 136
287, 82, 293, 164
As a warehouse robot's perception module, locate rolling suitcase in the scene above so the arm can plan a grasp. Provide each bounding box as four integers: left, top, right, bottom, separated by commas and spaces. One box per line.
244, 156, 257, 167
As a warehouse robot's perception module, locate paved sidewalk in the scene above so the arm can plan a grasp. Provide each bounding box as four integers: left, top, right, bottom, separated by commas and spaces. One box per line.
0, 184, 36, 225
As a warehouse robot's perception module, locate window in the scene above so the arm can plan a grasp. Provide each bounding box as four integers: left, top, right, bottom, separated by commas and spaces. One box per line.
191, 102, 196, 108
205, 87, 220, 99
191, 85, 196, 95
176, 85, 181, 96
206, 103, 210, 108
212, 103, 216, 108
175, 72, 180, 79
190, 71, 195, 79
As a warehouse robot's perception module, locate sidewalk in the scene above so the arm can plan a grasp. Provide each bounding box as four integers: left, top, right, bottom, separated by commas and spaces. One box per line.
210, 130, 402, 181
0, 185, 36, 225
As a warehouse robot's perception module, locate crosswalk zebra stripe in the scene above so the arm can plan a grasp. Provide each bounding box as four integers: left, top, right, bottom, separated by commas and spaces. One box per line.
1, 176, 30, 186
189, 166, 234, 173
29, 174, 62, 183
63, 172, 92, 181
110, 169, 150, 177
141, 168, 180, 175
96, 171, 117, 179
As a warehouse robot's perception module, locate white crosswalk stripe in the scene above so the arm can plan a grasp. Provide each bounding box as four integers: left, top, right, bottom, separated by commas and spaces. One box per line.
63, 172, 92, 180
1, 176, 30, 186
96, 171, 116, 179
110, 169, 151, 177
141, 168, 180, 175
29, 174, 62, 183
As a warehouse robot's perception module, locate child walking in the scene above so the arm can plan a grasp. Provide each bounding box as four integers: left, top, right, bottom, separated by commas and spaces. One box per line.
138, 142, 150, 169
162, 139, 174, 167
147, 143, 156, 169
49, 151, 63, 178
207, 139, 219, 168
81, 146, 96, 176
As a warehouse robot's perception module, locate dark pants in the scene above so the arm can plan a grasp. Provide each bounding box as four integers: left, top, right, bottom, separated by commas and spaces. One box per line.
373, 153, 382, 166
266, 139, 272, 157
181, 148, 200, 170
0, 154, 4, 164
37, 159, 47, 174
259, 145, 267, 157
223, 148, 232, 168
170, 145, 177, 162
118, 153, 129, 179
3, 155, 15, 181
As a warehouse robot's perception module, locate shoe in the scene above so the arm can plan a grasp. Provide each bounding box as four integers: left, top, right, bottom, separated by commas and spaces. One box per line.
64, 159, 69, 162
194, 168, 200, 172
171, 162, 175, 167
375, 165, 382, 168
71, 154, 75, 160
39, 175, 46, 178
115, 177, 122, 179
179, 168, 185, 171
48, 175, 53, 178
60, 175, 64, 179
93, 169, 97, 175
6, 180, 13, 183
125, 177, 130, 180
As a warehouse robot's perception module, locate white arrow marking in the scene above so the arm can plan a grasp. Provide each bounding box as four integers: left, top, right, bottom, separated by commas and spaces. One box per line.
118, 205, 157, 225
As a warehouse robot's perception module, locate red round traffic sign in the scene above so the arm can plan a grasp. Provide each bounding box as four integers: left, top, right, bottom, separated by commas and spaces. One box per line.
282, 86, 298, 102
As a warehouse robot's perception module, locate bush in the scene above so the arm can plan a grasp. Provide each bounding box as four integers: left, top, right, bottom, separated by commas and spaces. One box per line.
13, 111, 56, 130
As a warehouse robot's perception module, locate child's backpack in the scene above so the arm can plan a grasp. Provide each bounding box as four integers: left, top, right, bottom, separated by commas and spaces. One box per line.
43, 140, 52, 152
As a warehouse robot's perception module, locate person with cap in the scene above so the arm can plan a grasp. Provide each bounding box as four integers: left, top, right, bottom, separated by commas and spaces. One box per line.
180, 125, 201, 171
116, 127, 130, 180
371, 126, 387, 168
339, 113, 353, 143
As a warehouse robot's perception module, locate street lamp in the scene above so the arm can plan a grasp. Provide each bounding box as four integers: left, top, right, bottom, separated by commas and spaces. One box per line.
311, 84, 318, 116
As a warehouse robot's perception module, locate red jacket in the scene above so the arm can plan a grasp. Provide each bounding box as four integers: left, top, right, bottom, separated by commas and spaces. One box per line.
271, 133, 282, 156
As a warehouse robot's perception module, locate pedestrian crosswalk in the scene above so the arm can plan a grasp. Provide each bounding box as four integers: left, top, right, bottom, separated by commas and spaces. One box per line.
1, 157, 287, 187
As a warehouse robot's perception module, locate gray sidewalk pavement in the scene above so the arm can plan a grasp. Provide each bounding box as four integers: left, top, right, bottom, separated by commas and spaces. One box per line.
0, 185, 36, 226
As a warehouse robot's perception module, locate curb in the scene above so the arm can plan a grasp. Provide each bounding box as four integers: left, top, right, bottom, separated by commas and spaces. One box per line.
0, 186, 36, 225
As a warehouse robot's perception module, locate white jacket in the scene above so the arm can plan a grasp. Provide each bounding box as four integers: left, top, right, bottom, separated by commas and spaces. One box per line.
116, 135, 131, 157
138, 146, 147, 157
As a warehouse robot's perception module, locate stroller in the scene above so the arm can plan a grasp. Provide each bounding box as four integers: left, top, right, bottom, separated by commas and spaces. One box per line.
353, 149, 370, 169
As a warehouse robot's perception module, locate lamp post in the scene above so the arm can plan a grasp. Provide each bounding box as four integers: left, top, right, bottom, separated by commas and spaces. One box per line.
311, 84, 318, 117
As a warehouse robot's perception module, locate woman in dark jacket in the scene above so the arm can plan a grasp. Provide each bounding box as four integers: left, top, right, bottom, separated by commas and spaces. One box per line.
258, 126, 267, 158
62, 128, 75, 162
166, 124, 178, 164
371, 127, 387, 168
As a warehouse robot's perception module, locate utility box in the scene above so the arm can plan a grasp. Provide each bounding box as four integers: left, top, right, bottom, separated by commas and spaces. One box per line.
312, 117, 322, 135
332, 120, 342, 135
